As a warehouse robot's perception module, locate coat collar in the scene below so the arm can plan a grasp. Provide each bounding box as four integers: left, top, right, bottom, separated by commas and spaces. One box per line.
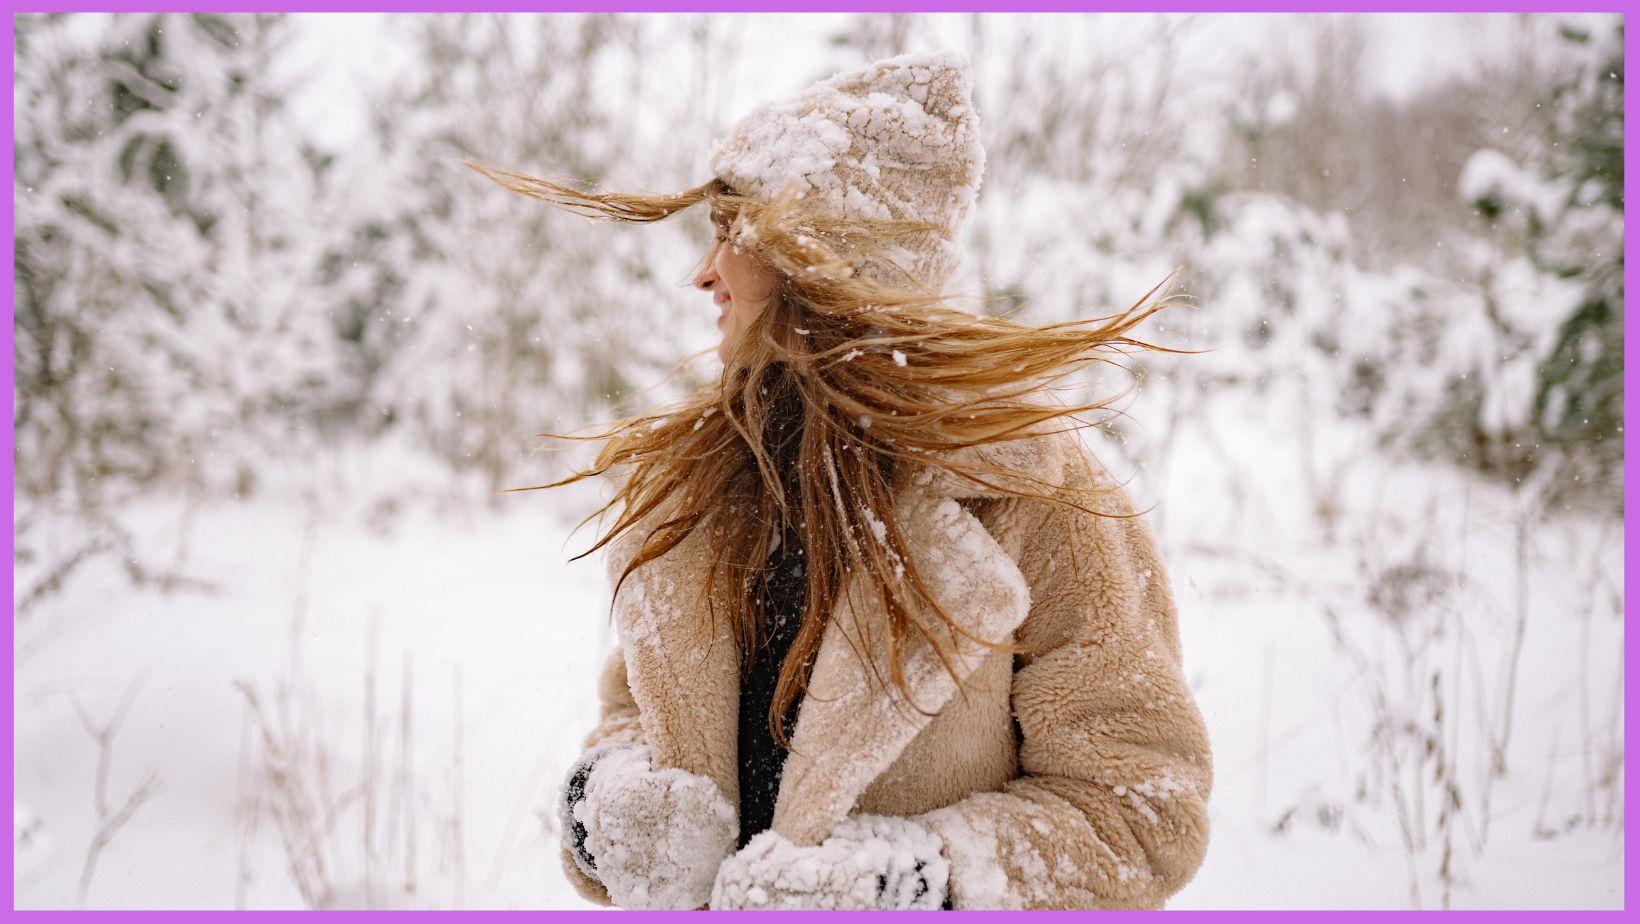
603, 427, 1077, 846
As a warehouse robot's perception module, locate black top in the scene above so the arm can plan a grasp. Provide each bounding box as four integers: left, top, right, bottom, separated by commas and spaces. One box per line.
735, 516, 808, 849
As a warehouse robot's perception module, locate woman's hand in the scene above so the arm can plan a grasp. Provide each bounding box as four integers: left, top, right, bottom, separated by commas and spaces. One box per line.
710, 813, 949, 910
558, 742, 737, 909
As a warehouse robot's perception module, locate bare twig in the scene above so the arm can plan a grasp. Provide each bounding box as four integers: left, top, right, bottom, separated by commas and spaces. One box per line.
73, 672, 161, 906
451, 663, 466, 908
79, 772, 163, 903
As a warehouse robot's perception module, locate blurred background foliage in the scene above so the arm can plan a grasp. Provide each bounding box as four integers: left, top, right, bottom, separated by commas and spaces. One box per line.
9, 14, 1624, 910
12, 11, 1623, 568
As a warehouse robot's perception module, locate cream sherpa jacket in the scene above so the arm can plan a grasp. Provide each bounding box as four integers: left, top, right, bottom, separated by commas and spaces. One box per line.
558, 424, 1213, 910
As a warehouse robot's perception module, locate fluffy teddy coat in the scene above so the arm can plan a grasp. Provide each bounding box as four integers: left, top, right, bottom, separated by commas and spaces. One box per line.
557, 422, 1214, 910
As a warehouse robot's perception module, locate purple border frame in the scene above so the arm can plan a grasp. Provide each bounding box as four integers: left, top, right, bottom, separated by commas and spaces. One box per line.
2, 3, 1637, 11
3, 1, 1630, 916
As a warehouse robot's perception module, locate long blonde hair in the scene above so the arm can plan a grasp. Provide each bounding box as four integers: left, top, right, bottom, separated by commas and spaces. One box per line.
464, 158, 1195, 745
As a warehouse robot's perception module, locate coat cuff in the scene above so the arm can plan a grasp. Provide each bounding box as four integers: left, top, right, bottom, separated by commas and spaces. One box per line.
916, 801, 1019, 910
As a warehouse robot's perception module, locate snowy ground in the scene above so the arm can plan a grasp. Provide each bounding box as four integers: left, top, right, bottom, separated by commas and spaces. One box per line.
12, 390, 1624, 909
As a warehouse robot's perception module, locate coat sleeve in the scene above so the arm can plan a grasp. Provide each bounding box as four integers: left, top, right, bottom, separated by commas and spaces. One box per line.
913, 479, 1214, 910
581, 643, 647, 750
558, 643, 648, 906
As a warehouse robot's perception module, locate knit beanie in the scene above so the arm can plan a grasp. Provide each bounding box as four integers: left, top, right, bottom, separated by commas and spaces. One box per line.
707, 50, 986, 293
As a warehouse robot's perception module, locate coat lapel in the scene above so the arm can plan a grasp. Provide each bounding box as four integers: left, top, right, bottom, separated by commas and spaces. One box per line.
768, 488, 1034, 847
768, 427, 1075, 846
604, 422, 1072, 846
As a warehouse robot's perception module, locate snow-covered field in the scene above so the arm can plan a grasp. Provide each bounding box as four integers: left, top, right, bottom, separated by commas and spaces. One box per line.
10, 7, 1623, 911
13, 387, 1622, 910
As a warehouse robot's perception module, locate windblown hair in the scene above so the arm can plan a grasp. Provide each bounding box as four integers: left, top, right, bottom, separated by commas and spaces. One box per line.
464, 157, 1196, 747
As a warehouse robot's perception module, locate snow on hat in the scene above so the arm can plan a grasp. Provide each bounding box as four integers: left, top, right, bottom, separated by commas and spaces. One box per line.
707, 49, 986, 292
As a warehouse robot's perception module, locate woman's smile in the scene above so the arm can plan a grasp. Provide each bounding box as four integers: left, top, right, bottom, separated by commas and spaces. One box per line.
695, 237, 778, 362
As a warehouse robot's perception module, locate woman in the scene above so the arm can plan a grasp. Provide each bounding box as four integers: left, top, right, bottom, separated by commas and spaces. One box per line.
467, 49, 1213, 911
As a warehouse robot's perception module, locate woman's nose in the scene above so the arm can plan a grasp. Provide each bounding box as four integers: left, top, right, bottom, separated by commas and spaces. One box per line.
692, 244, 720, 291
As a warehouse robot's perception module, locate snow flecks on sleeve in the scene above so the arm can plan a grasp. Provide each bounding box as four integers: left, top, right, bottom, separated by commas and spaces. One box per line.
1112, 786, 1161, 825
609, 527, 728, 667
1108, 768, 1200, 830
1126, 766, 1195, 801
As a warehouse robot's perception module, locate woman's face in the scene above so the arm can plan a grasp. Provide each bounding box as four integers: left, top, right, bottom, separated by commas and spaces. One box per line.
692, 229, 780, 364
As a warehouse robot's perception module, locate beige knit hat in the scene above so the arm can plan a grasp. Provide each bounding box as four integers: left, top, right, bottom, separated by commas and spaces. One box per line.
707, 50, 986, 293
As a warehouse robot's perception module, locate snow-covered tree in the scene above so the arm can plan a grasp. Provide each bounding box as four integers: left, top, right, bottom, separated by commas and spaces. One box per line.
14, 12, 348, 510
352, 13, 723, 496
1447, 16, 1623, 509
